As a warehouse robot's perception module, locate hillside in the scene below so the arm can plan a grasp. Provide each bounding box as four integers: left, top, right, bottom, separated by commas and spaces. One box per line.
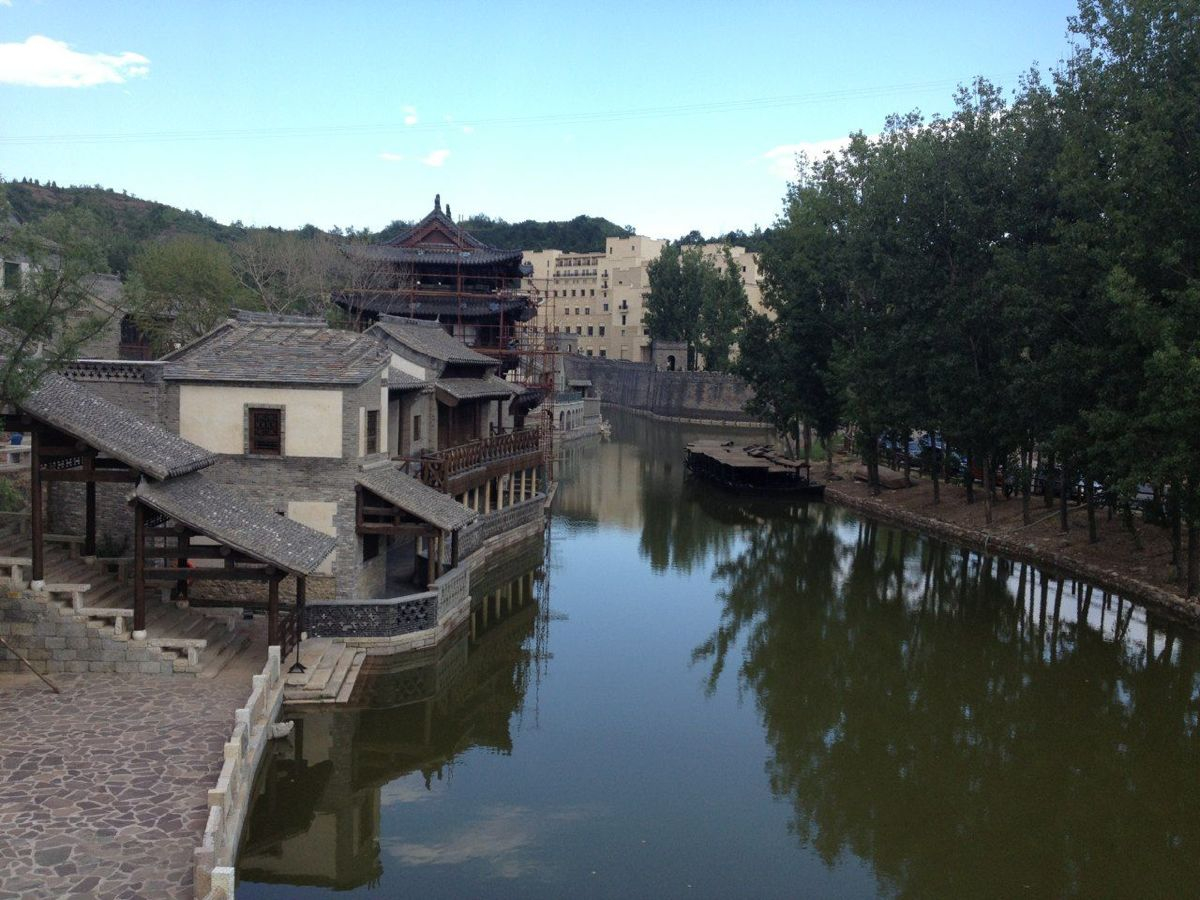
3, 180, 637, 272
375, 213, 634, 252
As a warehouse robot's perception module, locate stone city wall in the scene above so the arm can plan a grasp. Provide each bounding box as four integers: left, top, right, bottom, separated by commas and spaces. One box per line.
563, 355, 761, 425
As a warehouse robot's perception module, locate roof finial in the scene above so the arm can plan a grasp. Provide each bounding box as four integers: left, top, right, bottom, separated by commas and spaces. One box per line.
434, 193, 441, 213
445, 203, 451, 220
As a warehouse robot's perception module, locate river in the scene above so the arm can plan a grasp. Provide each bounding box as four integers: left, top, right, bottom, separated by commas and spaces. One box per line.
237, 409, 1200, 898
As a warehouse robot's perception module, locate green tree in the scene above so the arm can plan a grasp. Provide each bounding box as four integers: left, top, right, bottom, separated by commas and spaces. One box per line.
126, 235, 247, 353
0, 199, 110, 405
697, 247, 751, 372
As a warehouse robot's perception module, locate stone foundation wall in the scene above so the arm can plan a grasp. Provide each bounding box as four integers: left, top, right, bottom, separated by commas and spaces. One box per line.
0, 591, 175, 675
562, 355, 760, 425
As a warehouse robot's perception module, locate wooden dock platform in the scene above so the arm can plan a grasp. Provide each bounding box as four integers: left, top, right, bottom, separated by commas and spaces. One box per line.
684, 441, 825, 496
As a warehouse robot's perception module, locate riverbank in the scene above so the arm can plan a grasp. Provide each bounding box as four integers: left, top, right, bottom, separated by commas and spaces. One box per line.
822, 455, 1200, 627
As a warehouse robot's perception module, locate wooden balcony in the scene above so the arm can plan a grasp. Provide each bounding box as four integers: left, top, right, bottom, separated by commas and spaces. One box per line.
417, 428, 542, 494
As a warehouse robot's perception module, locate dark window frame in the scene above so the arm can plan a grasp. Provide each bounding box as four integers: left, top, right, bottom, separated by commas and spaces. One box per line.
365, 409, 379, 455
245, 405, 284, 457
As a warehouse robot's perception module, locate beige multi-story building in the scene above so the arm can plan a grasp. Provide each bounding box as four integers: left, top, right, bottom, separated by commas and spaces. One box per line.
524, 237, 764, 364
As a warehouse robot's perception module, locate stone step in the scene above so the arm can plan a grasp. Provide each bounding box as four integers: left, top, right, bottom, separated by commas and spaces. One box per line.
284, 640, 339, 687
198, 627, 253, 680
336, 651, 367, 703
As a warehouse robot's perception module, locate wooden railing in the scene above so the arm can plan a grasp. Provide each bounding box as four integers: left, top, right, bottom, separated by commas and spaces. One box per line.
420, 428, 541, 490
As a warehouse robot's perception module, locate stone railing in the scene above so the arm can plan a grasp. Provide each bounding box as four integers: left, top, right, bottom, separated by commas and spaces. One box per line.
479, 494, 547, 542
433, 558, 471, 622
194, 646, 286, 900
420, 428, 541, 489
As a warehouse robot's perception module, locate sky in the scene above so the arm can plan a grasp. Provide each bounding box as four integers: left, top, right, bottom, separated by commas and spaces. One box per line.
1, 0, 1081, 242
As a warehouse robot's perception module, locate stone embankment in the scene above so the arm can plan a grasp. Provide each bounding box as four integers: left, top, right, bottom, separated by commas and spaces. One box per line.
823, 474, 1200, 628
563, 355, 762, 426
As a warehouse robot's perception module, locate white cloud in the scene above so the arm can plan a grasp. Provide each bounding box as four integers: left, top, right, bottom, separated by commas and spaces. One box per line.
421, 149, 450, 168
403, 105, 418, 126
378, 152, 404, 162
762, 137, 851, 179
0, 35, 149, 87
461, 125, 474, 135
0, 1, 14, 8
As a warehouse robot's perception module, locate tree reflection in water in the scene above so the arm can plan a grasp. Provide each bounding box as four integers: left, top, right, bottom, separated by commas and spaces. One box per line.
694, 503, 1200, 898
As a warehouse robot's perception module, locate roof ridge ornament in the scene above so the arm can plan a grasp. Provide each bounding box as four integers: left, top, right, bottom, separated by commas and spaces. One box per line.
434, 193, 441, 213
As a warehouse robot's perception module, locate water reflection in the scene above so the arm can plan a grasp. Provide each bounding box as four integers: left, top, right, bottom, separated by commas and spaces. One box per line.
695, 505, 1200, 898
238, 541, 549, 892
238, 410, 1200, 898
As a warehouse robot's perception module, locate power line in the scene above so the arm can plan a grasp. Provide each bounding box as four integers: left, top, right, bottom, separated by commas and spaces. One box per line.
0, 75, 1024, 147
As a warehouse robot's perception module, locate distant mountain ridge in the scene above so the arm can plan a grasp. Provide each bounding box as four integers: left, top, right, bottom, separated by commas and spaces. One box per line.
2, 180, 639, 271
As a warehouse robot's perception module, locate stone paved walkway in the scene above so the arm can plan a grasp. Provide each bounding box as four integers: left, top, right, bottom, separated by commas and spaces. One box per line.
0, 669, 255, 899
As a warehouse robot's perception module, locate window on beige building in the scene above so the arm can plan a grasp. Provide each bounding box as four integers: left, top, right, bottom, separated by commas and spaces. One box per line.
248, 407, 283, 456
413, 413, 422, 441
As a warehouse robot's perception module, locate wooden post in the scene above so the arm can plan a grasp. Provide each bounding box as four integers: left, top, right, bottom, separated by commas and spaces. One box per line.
296, 576, 306, 648
426, 529, 436, 585
175, 529, 189, 603
268, 570, 280, 646
507, 473, 515, 507
84, 452, 96, 557
451, 529, 459, 568
519, 469, 527, 501
484, 480, 492, 514
531, 467, 538, 496
434, 532, 443, 580
133, 502, 146, 636
30, 424, 43, 584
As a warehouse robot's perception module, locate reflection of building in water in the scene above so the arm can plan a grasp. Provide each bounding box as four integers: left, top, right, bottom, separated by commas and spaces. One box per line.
238, 539, 549, 891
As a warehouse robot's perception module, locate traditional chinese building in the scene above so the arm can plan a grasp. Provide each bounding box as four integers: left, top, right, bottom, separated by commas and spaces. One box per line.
334, 195, 536, 371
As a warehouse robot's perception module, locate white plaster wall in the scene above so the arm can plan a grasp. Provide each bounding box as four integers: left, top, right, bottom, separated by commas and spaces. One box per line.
391, 353, 428, 381
286, 501, 337, 575
178, 385, 343, 458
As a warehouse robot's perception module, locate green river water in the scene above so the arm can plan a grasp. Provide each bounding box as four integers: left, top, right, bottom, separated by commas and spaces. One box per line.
237, 409, 1200, 899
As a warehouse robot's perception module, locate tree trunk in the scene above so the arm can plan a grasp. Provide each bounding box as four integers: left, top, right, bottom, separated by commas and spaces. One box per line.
932, 448, 941, 504
1086, 477, 1097, 543
983, 453, 994, 525
1188, 517, 1198, 598
803, 422, 812, 468
965, 451, 975, 505
823, 436, 833, 479
1043, 452, 1055, 508
1059, 461, 1070, 533
1021, 447, 1032, 525
1169, 487, 1181, 575
1122, 501, 1143, 551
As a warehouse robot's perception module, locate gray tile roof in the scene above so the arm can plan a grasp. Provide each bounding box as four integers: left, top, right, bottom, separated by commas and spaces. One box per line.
387, 367, 427, 390
136, 473, 336, 576
345, 244, 523, 266
357, 467, 477, 531
370, 316, 495, 366
436, 375, 517, 401
164, 321, 390, 385
21, 374, 216, 480
335, 292, 538, 322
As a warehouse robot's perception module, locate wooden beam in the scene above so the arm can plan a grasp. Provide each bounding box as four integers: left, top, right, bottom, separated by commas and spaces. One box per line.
141, 567, 275, 582
137, 545, 243, 561
356, 522, 429, 536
